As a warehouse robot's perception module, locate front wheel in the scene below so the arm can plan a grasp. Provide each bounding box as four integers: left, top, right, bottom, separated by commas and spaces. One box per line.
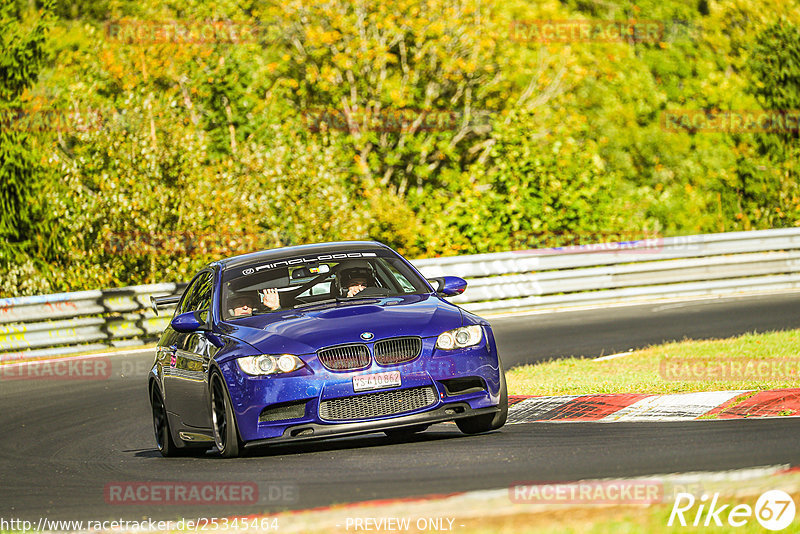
456, 361, 508, 435
210, 371, 242, 458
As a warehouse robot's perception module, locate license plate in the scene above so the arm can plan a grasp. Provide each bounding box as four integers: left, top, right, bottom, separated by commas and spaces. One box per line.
353, 371, 401, 392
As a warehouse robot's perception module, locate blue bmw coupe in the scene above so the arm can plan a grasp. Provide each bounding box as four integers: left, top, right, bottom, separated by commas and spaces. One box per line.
149, 242, 507, 457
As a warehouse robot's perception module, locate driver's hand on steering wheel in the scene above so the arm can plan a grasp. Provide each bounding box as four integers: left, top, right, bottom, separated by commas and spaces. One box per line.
346, 278, 367, 297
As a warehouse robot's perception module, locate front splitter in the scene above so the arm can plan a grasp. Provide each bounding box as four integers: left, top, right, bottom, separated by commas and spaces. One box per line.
243, 403, 500, 448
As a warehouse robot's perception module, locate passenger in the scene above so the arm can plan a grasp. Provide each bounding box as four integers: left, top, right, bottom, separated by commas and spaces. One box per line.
337, 261, 378, 297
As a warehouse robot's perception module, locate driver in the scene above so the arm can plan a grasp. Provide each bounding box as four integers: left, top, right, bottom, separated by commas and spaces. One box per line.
230, 290, 283, 315
229, 294, 259, 317
338, 261, 378, 297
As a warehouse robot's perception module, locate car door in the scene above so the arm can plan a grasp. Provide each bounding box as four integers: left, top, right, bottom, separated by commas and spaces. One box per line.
160, 273, 202, 415
164, 270, 217, 429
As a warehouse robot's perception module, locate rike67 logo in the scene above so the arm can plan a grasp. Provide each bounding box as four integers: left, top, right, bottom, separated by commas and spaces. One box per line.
669, 490, 796, 531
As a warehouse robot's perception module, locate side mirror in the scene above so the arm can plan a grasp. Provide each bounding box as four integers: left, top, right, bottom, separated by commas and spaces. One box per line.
171, 311, 208, 333
429, 276, 467, 297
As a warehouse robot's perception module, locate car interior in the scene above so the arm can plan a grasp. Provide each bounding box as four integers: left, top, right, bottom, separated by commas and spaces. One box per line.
222, 258, 421, 319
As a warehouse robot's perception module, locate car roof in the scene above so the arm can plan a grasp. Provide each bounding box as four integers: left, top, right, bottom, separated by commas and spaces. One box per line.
213, 241, 393, 270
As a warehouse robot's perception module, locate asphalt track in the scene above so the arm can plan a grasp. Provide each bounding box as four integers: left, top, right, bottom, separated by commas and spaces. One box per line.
493, 292, 800, 367
2, 293, 800, 521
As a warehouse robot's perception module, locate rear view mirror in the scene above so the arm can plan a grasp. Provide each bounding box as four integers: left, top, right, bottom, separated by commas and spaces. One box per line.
291, 264, 330, 279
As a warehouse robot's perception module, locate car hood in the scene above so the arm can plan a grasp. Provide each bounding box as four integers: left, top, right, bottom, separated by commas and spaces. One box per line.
220, 294, 463, 356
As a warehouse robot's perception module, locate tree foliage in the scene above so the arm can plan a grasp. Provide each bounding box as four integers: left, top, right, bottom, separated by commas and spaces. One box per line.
0, 0, 55, 263
1, 0, 800, 296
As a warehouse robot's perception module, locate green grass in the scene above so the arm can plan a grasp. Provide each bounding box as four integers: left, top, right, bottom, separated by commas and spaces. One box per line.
506, 329, 800, 396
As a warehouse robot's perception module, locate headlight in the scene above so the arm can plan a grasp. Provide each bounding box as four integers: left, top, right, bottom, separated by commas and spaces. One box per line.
436, 325, 483, 350
237, 354, 305, 376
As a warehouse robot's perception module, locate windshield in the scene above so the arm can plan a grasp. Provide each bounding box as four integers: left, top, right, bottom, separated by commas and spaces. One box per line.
220, 250, 430, 320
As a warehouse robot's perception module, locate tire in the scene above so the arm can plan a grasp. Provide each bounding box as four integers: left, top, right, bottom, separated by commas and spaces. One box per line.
456, 361, 508, 435
210, 371, 242, 458
384, 424, 428, 439
151, 385, 182, 457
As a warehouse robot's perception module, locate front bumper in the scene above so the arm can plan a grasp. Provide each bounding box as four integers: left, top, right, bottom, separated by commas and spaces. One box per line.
243, 403, 500, 448
221, 332, 503, 444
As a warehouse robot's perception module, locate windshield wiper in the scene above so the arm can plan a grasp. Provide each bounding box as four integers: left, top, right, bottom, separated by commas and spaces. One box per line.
292, 296, 383, 310
292, 298, 343, 310
249, 309, 277, 315
341, 296, 382, 303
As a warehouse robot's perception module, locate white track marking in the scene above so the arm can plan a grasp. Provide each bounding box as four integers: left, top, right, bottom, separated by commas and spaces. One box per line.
507, 395, 582, 424
593, 351, 633, 362
601, 390, 751, 422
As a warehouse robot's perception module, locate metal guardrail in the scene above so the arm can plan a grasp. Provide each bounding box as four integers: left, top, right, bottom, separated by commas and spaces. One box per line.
0, 283, 186, 360
2, 228, 800, 360
413, 228, 800, 312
